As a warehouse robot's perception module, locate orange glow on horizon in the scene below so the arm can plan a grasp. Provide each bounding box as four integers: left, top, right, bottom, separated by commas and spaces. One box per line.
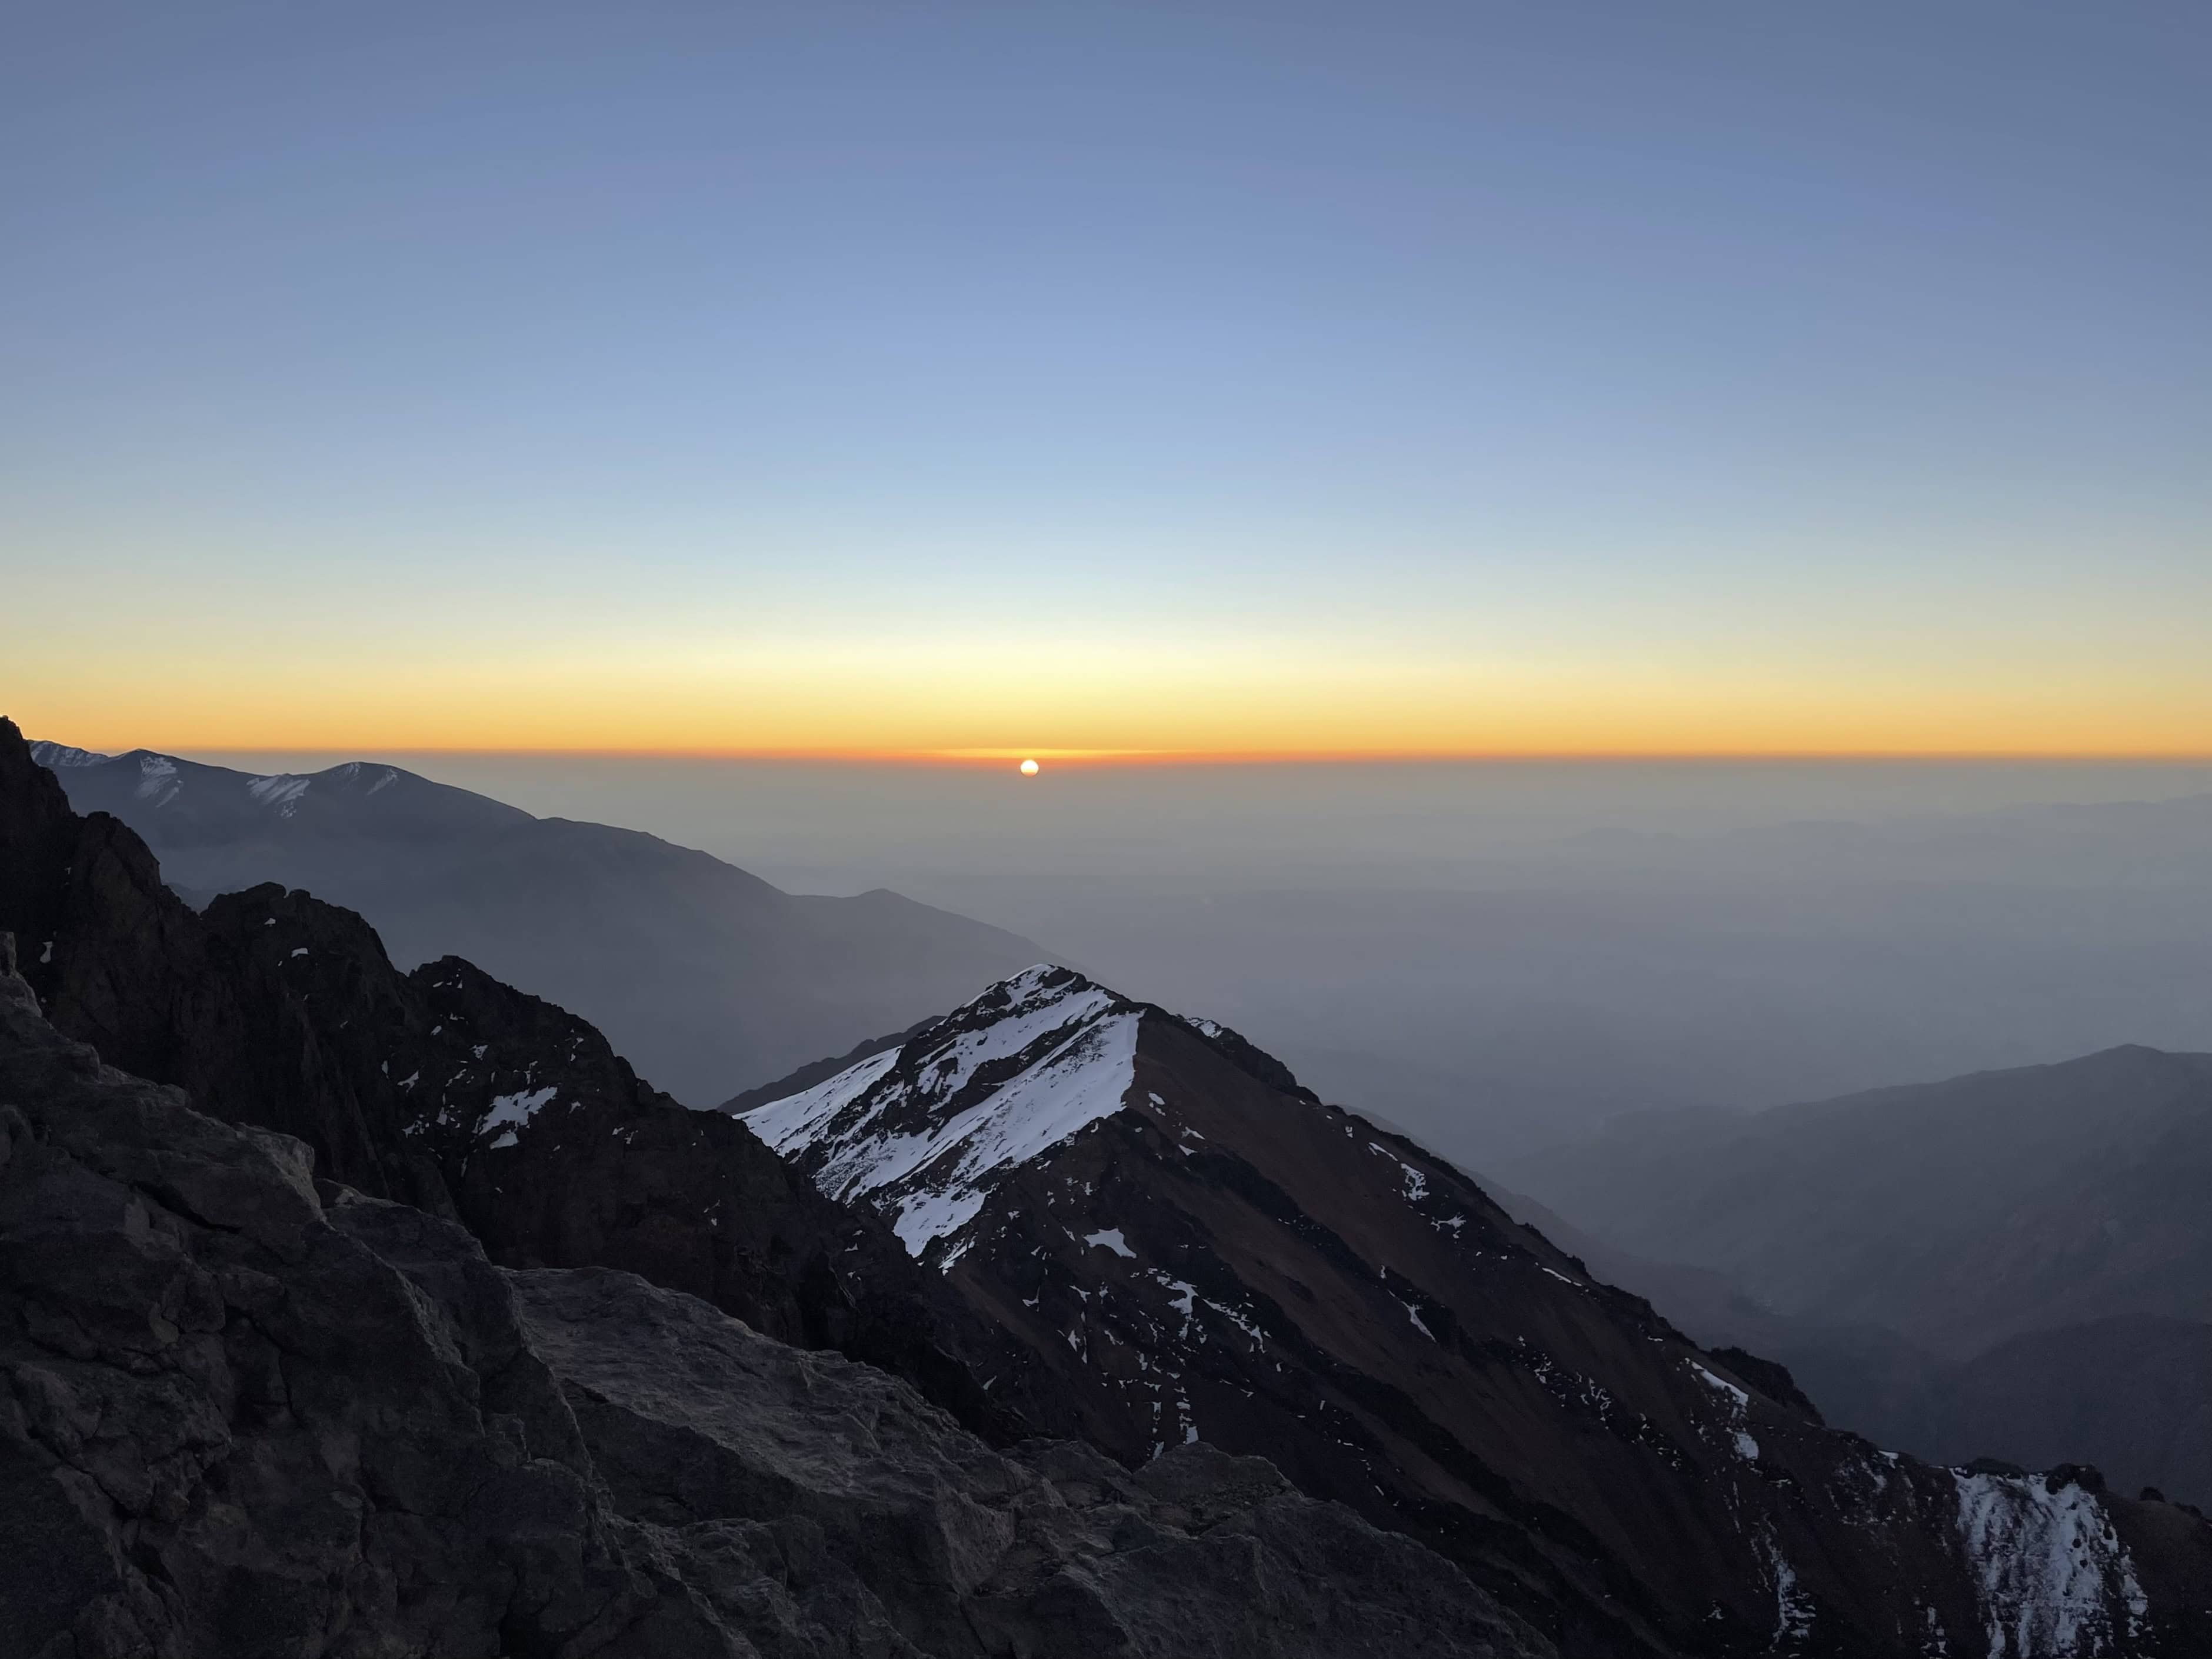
14, 644, 2211, 767
24, 737, 2212, 770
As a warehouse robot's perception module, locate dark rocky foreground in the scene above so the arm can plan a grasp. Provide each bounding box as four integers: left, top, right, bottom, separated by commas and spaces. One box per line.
0, 944, 1551, 1657
0, 716, 1011, 1444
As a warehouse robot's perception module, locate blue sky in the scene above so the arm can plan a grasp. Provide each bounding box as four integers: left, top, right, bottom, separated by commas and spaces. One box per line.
6, 1, 2208, 752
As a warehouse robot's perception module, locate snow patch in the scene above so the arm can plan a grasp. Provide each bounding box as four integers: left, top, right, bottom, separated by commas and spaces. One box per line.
482, 1085, 559, 1148
1085, 1228, 1135, 1258
1693, 1362, 1760, 1461
1953, 1471, 2146, 1657
28, 742, 109, 768
883, 1012, 1138, 1255
744, 968, 1141, 1262
1693, 1364, 1750, 1409
247, 774, 314, 817
134, 754, 181, 806
1758, 1529, 1815, 1645
745, 1048, 902, 1157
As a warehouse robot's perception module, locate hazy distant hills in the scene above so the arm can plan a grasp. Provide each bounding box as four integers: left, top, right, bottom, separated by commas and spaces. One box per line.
1017, 795, 2212, 1165
1504, 1044, 2212, 1353
1502, 1045, 2212, 1503
29, 741, 1045, 1103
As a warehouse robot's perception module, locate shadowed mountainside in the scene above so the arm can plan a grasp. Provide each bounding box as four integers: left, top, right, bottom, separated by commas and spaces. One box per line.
30, 739, 1044, 1105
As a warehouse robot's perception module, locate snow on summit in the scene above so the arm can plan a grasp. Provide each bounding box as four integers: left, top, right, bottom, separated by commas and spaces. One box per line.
744, 965, 1142, 1259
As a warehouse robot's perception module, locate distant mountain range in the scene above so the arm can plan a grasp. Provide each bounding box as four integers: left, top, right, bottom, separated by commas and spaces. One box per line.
1503, 1047, 2212, 1505
28, 739, 1044, 1104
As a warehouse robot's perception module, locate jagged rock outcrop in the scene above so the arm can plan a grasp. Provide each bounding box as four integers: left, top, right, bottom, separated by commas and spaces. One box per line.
744, 966, 2212, 1657
0, 951, 1551, 1657
0, 715, 1010, 1441
0, 941, 718, 1657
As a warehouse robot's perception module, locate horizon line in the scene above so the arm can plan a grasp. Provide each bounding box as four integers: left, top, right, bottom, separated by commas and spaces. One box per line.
77, 742, 2212, 769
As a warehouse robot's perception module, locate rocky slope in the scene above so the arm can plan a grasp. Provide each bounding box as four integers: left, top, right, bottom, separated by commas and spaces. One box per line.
744, 966, 2212, 1657
29, 740, 1043, 1104
1483, 1184, 2212, 1515
1, 716, 1007, 1441
0, 942, 1553, 1658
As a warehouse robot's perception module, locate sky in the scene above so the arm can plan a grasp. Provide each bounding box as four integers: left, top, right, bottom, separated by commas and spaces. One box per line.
6, 1, 2210, 757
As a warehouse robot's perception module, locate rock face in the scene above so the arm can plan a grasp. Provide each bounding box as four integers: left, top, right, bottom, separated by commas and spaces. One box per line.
0, 954, 1552, 1658
0, 715, 1008, 1442
515, 1265, 1554, 1658
0, 944, 707, 1657
744, 966, 2212, 1657
26, 740, 1044, 1104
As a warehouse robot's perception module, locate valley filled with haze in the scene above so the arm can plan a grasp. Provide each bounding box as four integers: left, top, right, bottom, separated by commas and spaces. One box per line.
182, 749, 2212, 1160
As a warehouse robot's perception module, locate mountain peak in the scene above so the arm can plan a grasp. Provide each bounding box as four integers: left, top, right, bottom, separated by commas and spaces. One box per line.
744, 962, 1151, 1258
25, 739, 111, 769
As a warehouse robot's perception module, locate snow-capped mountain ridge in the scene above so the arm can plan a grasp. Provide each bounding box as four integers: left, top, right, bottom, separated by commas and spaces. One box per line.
29, 742, 425, 823
25, 740, 110, 769
747, 964, 1177, 1258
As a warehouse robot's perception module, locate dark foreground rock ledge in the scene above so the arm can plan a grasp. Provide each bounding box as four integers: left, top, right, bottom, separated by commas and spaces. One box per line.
0, 941, 1551, 1658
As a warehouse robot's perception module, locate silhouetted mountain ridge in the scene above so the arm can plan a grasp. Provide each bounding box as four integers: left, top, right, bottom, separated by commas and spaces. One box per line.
29, 739, 1046, 1104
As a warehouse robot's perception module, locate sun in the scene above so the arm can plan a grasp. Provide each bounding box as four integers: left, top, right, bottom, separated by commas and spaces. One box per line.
1019, 758, 1040, 776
